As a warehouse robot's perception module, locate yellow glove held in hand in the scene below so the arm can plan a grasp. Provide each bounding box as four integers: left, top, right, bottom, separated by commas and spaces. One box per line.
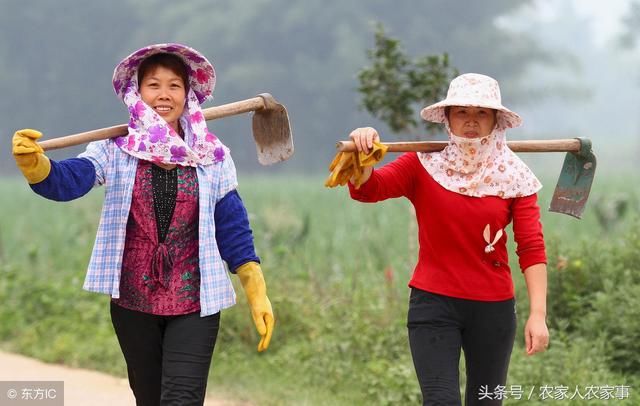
324, 141, 388, 188
237, 262, 274, 352
12, 129, 51, 184
324, 151, 357, 188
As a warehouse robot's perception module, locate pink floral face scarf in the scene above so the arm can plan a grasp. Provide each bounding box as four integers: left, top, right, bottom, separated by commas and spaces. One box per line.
418, 121, 542, 198
114, 78, 226, 167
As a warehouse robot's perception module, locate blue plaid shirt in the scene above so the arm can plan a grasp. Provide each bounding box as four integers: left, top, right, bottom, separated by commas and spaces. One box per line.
73, 140, 244, 316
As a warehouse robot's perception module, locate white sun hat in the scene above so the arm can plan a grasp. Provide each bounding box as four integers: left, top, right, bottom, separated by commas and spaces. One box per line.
420, 73, 522, 129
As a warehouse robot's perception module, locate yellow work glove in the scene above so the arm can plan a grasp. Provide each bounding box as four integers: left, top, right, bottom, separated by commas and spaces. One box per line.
237, 262, 274, 352
324, 141, 387, 188
12, 129, 51, 184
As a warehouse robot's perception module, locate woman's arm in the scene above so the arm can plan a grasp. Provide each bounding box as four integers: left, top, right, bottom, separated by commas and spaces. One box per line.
30, 158, 96, 201
523, 263, 549, 355
512, 193, 549, 355
12, 129, 101, 201
212, 154, 258, 270
345, 124, 422, 203
348, 152, 418, 203
214, 189, 260, 271
214, 184, 273, 353
33, 139, 113, 201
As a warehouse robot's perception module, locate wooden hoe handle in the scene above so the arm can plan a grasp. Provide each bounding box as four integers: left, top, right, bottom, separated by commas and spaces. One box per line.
336, 139, 582, 153
39, 95, 271, 151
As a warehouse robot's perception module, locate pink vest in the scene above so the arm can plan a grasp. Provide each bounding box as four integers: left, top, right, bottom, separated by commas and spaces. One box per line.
113, 160, 201, 315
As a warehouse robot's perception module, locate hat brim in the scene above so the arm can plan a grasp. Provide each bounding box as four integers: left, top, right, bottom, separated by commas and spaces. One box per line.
112, 43, 215, 105
420, 99, 522, 129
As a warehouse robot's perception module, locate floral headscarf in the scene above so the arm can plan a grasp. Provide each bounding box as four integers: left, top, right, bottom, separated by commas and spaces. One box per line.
418, 121, 541, 198
112, 43, 226, 166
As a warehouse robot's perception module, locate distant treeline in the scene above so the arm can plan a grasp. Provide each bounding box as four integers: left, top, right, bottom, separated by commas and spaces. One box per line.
0, 0, 552, 173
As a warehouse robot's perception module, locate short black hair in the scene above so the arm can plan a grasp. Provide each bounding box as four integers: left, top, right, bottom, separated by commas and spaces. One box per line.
137, 53, 189, 92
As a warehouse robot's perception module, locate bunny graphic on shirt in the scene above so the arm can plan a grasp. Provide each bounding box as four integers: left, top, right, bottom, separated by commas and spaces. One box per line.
483, 224, 503, 253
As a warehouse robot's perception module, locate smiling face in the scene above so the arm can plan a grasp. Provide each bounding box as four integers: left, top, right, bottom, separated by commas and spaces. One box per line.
139, 65, 187, 133
447, 106, 497, 138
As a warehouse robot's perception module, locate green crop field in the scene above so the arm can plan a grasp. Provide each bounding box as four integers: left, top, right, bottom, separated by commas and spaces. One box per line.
1, 171, 638, 405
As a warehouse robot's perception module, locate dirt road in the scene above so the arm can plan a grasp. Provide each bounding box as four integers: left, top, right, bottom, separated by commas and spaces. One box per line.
0, 351, 247, 405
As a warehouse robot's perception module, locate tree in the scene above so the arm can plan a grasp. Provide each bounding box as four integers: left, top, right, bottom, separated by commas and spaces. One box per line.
356, 24, 459, 261
120, 0, 547, 170
0, 0, 552, 174
357, 24, 457, 139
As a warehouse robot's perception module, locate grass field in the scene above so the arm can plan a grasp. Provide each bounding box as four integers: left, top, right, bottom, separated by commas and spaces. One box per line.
0, 168, 638, 405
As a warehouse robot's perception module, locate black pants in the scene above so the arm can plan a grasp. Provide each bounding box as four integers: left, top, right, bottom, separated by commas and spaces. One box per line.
407, 289, 516, 406
110, 302, 221, 406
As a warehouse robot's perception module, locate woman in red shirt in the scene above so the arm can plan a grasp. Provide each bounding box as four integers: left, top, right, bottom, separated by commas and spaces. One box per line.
346, 73, 549, 405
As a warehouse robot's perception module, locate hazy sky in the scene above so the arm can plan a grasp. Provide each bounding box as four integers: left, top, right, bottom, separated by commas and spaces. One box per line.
495, 0, 638, 172
0, 1, 635, 174
542, 0, 631, 45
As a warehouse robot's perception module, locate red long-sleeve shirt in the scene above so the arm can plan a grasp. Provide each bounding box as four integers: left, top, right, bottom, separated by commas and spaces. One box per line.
349, 152, 547, 301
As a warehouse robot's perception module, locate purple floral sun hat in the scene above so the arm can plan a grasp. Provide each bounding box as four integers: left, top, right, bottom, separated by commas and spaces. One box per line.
111, 43, 226, 167
112, 43, 216, 104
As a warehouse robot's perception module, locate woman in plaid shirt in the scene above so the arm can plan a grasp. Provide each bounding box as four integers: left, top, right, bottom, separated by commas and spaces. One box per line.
12, 43, 274, 406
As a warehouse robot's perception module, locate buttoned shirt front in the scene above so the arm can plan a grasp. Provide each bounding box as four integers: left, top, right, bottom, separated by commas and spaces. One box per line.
79, 140, 238, 316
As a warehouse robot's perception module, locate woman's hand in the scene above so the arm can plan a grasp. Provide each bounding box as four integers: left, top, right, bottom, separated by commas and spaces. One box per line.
236, 262, 274, 352
349, 127, 380, 155
524, 311, 549, 355
347, 127, 381, 185
12, 129, 51, 184
522, 263, 548, 356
